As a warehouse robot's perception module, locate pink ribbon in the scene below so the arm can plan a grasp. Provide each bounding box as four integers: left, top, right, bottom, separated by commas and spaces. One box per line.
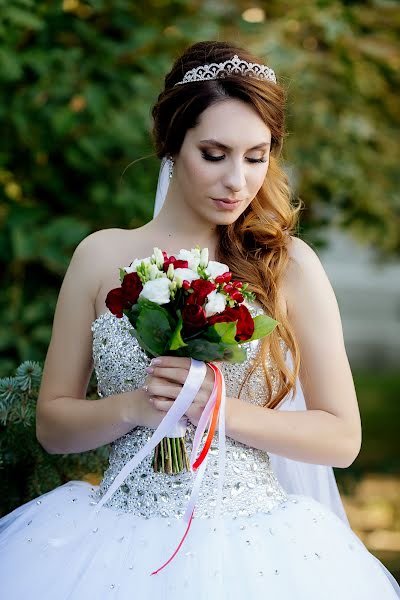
90, 358, 227, 574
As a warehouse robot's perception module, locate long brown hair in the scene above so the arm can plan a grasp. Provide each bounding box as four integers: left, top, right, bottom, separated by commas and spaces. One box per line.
151, 41, 303, 408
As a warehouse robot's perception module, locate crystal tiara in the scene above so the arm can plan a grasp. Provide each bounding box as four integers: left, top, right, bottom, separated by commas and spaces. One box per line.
174, 54, 277, 86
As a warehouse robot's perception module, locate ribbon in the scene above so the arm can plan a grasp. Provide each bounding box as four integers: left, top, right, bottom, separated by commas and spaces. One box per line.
91, 357, 226, 575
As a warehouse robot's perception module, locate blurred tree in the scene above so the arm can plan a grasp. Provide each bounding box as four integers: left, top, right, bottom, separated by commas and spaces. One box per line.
0, 0, 399, 375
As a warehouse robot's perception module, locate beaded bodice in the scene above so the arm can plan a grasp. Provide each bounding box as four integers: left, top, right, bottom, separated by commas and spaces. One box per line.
90, 302, 288, 519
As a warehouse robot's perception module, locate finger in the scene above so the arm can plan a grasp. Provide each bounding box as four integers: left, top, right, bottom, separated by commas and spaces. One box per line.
150, 397, 175, 412
150, 356, 192, 370
145, 382, 182, 399
148, 366, 189, 384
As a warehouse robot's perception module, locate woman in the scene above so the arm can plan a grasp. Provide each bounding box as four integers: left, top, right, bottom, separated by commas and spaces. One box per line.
0, 41, 399, 599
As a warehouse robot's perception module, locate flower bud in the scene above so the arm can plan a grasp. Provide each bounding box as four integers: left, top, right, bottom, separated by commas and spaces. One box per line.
199, 247, 209, 268
174, 275, 183, 288
230, 290, 244, 303
153, 247, 164, 269
167, 263, 174, 280
182, 280, 191, 290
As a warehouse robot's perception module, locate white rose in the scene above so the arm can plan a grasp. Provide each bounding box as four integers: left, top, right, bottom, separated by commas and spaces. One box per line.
139, 277, 172, 304
173, 267, 199, 283
124, 257, 152, 273
205, 260, 230, 280
176, 249, 201, 271
204, 289, 227, 317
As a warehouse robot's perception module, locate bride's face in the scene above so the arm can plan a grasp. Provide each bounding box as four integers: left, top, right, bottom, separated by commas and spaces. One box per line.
174, 98, 271, 224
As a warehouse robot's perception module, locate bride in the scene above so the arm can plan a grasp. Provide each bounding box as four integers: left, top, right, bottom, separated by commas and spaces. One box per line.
0, 40, 399, 599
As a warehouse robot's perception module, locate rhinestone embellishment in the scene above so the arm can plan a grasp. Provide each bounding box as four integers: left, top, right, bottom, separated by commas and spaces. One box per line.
90, 301, 288, 519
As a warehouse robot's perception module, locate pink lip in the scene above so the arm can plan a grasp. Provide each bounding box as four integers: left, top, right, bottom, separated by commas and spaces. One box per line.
211, 198, 242, 211
213, 198, 240, 203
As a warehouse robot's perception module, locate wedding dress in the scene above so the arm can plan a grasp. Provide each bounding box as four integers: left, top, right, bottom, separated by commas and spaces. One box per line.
0, 299, 399, 599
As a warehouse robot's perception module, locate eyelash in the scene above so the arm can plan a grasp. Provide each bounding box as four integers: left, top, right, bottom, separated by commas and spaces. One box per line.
201, 151, 267, 164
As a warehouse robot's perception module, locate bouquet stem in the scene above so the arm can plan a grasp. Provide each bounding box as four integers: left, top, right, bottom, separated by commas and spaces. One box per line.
152, 436, 191, 474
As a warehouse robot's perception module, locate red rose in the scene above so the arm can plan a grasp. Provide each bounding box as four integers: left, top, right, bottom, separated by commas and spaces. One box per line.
186, 278, 216, 305
182, 303, 207, 335
105, 288, 125, 318
208, 304, 254, 341
235, 304, 254, 340
121, 272, 143, 306
207, 307, 238, 326
163, 256, 189, 272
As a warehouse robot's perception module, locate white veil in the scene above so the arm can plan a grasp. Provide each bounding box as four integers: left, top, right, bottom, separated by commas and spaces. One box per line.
153, 157, 349, 525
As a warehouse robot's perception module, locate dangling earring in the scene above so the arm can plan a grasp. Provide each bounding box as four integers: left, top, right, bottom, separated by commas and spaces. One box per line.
167, 156, 174, 179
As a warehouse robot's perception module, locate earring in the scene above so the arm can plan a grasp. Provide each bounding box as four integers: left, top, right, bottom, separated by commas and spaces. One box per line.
167, 156, 174, 179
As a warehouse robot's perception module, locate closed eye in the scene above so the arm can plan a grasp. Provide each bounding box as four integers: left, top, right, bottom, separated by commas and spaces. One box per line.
201, 151, 268, 164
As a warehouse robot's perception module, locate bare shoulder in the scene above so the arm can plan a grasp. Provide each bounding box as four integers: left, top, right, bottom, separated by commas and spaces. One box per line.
286, 235, 322, 269
74, 227, 123, 260
282, 235, 329, 311
71, 228, 126, 292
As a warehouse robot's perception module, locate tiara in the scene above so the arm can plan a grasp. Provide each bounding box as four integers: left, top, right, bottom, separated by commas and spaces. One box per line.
174, 54, 277, 86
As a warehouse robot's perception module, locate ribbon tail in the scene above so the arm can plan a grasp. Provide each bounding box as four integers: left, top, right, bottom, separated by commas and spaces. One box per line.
94, 359, 207, 513
216, 366, 226, 519
189, 367, 218, 466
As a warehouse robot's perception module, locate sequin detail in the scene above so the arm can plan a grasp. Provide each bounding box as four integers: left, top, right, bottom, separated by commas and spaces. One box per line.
90, 301, 288, 518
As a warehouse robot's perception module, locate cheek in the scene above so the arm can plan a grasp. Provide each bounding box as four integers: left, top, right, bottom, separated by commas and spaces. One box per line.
182, 156, 216, 189
249, 163, 269, 193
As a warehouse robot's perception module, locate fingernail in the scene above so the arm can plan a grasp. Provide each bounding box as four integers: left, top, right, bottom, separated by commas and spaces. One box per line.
145, 366, 154, 373
151, 358, 162, 365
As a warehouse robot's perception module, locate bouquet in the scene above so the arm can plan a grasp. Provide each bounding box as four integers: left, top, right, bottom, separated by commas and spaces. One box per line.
105, 245, 278, 475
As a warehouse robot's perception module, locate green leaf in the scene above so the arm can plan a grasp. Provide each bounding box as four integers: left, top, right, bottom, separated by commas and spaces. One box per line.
213, 321, 237, 344
243, 315, 279, 343
169, 316, 188, 351
222, 344, 247, 363
175, 338, 226, 362
137, 297, 175, 327
136, 307, 172, 356
4, 6, 44, 30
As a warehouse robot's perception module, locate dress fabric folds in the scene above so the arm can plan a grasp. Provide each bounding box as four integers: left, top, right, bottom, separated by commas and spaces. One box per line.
1, 303, 399, 599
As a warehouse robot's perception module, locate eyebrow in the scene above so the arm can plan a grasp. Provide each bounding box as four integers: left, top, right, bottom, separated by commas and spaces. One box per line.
199, 138, 270, 151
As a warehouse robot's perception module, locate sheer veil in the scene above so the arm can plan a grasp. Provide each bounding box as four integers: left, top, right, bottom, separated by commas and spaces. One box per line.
153, 158, 349, 525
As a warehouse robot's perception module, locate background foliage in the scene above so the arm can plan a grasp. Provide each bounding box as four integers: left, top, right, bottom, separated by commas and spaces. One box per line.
0, 0, 399, 579
0, 0, 399, 376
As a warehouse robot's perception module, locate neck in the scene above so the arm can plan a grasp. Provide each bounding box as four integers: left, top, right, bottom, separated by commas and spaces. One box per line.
150, 182, 219, 258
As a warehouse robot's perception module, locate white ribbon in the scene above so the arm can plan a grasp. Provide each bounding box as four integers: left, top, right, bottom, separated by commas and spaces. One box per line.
92, 358, 226, 509
86, 357, 227, 573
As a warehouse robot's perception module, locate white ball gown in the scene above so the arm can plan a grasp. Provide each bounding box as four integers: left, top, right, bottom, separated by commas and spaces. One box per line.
0, 301, 399, 599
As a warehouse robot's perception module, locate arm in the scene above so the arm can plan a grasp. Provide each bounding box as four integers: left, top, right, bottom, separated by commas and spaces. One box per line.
226, 237, 362, 468
35, 231, 160, 454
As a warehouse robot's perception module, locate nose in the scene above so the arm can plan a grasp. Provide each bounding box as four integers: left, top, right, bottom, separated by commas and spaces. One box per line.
223, 159, 246, 192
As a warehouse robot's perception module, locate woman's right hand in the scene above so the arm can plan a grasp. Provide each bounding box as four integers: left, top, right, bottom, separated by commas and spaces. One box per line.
125, 374, 174, 430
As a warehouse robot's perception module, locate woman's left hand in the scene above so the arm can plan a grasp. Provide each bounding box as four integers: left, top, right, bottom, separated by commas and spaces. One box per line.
142, 356, 216, 426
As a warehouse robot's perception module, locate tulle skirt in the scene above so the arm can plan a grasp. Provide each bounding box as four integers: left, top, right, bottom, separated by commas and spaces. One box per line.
0, 480, 399, 599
